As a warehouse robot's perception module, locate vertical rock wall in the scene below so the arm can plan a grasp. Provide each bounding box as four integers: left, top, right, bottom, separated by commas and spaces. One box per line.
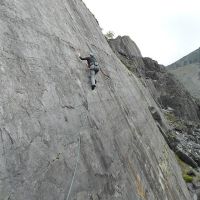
0, 0, 191, 199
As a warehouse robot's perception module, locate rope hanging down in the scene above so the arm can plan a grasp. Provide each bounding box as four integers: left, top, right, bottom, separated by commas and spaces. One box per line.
100, 68, 110, 79
66, 135, 81, 200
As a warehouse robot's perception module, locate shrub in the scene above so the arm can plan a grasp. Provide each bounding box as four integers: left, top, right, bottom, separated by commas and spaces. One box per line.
105, 31, 115, 39
183, 175, 193, 182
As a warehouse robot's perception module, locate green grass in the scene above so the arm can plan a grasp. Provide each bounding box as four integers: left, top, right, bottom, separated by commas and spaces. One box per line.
175, 155, 200, 183
183, 175, 193, 182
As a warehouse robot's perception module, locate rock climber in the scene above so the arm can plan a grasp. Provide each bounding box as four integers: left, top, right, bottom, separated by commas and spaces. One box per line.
79, 53, 99, 90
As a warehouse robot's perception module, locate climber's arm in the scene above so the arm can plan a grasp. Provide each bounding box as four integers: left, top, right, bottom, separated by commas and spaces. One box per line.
79, 56, 91, 68
79, 56, 90, 61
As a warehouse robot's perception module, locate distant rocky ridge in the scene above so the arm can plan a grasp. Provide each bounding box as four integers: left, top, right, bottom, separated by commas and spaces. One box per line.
168, 48, 200, 69
168, 48, 200, 99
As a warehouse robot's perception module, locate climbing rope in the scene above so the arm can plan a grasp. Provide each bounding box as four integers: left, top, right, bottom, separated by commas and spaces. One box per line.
100, 68, 111, 79
65, 112, 88, 200
66, 134, 81, 200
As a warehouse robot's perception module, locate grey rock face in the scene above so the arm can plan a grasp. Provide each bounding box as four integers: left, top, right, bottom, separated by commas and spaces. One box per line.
173, 123, 200, 168
108, 36, 145, 79
109, 36, 142, 58
109, 37, 200, 122
142, 58, 200, 122
0, 1, 192, 200
108, 32, 200, 199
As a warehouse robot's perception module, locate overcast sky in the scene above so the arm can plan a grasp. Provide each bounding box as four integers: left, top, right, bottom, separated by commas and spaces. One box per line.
83, 0, 200, 65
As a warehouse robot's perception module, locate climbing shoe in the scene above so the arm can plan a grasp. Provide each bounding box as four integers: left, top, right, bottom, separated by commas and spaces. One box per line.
92, 85, 96, 90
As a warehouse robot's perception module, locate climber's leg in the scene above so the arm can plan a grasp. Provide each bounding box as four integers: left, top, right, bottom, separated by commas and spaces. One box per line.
90, 69, 96, 86
90, 69, 96, 90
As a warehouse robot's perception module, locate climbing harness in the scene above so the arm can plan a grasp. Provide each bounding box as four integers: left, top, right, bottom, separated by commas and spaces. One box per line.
66, 134, 81, 200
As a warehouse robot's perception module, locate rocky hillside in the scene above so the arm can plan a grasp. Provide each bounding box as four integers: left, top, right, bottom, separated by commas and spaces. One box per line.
0, 1, 193, 200
168, 48, 200, 99
109, 36, 200, 199
109, 36, 200, 122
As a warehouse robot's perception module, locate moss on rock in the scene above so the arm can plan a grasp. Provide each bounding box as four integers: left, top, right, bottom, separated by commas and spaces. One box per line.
183, 175, 193, 182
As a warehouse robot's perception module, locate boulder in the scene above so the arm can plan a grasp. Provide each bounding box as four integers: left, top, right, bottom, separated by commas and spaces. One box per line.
176, 149, 198, 168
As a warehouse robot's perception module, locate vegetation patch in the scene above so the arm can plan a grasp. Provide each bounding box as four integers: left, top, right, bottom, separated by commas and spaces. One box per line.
175, 155, 200, 184
183, 175, 193, 182
164, 112, 186, 130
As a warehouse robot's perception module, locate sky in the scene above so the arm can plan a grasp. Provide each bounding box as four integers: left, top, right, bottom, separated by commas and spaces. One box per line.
83, 0, 200, 65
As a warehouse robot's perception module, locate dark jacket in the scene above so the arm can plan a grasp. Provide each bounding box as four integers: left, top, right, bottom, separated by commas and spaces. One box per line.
80, 55, 96, 67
